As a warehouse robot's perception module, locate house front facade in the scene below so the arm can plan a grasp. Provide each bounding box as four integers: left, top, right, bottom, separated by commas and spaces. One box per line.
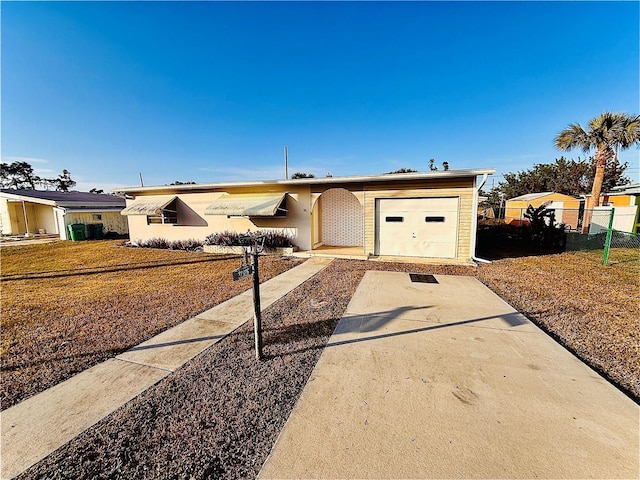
116, 169, 494, 264
0, 189, 129, 239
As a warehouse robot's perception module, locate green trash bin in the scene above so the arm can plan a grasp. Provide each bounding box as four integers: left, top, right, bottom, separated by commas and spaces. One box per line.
67, 223, 86, 241
94, 223, 104, 240
87, 223, 104, 240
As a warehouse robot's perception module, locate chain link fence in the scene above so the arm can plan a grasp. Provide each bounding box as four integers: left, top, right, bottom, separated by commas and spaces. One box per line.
496, 205, 639, 266
603, 229, 640, 266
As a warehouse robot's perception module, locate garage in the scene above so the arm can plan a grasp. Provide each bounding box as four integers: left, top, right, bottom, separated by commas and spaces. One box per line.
375, 197, 459, 258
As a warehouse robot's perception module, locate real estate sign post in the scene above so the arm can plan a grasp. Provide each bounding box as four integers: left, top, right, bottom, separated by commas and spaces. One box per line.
232, 235, 264, 360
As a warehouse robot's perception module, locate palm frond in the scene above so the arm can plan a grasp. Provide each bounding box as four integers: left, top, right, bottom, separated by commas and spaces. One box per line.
554, 123, 591, 152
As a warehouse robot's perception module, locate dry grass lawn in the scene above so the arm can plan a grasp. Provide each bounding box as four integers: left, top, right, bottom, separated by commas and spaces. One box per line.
1, 241, 302, 409
477, 248, 639, 400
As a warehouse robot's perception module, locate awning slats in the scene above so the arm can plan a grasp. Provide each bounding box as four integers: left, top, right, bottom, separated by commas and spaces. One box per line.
121, 197, 177, 216
205, 193, 287, 217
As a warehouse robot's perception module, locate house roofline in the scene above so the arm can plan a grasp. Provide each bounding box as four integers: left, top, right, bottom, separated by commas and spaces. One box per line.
113, 169, 496, 195
0, 190, 125, 208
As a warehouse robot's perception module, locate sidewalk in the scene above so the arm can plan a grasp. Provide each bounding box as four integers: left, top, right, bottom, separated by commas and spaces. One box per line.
0, 257, 333, 480
259, 271, 639, 479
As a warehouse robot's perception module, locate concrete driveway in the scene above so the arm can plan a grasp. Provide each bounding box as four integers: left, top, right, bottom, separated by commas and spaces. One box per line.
259, 271, 639, 479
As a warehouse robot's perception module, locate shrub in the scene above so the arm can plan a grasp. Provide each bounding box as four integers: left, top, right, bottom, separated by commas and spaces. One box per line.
204, 231, 244, 247
204, 230, 294, 248
259, 230, 294, 248
126, 238, 203, 252
168, 239, 204, 252
140, 237, 170, 249
523, 204, 567, 249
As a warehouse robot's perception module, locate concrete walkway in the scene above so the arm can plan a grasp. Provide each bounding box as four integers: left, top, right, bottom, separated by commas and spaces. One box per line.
0, 257, 333, 480
259, 271, 639, 479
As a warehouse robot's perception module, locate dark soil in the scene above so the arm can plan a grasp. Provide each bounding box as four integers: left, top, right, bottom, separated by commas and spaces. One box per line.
18, 260, 474, 480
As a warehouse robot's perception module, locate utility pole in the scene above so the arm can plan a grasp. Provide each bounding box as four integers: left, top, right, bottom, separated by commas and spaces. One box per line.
284, 145, 289, 180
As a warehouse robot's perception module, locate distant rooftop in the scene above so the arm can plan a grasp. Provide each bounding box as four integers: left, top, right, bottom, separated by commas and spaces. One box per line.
507, 192, 584, 202
507, 192, 555, 202
0, 189, 125, 207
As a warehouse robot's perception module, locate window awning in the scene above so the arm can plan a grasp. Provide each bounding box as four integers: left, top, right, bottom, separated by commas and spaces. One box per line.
121, 197, 177, 216
204, 192, 288, 217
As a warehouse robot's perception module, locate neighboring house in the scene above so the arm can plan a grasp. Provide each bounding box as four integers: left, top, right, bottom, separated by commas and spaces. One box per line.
115, 169, 495, 264
591, 184, 640, 234
505, 192, 581, 230
0, 189, 129, 240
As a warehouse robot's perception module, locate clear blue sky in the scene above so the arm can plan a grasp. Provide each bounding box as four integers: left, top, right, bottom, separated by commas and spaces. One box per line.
2, 1, 639, 192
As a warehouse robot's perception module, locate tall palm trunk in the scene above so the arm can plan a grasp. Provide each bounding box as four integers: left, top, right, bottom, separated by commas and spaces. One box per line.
590, 145, 613, 208
582, 146, 611, 233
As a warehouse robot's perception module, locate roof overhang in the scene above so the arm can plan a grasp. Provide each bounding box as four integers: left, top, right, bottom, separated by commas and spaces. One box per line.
121, 196, 177, 216
204, 192, 288, 217
113, 169, 496, 195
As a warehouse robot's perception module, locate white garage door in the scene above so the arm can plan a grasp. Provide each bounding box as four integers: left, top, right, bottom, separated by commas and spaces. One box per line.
376, 197, 459, 258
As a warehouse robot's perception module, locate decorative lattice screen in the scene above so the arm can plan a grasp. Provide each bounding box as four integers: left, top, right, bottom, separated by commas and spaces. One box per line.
321, 188, 363, 246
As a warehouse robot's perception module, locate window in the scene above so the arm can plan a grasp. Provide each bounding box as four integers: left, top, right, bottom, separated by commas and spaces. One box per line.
147, 210, 178, 225
385, 216, 404, 222
425, 216, 445, 223
121, 196, 179, 225
147, 198, 178, 224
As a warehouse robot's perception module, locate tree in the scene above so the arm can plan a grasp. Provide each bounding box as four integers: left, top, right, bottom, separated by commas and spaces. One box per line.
89, 188, 104, 194
290, 172, 316, 179
385, 168, 418, 174
48, 169, 76, 192
555, 112, 639, 208
428, 159, 451, 171
0, 161, 41, 189
1, 161, 79, 191
498, 156, 629, 200
170, 180, 196, 185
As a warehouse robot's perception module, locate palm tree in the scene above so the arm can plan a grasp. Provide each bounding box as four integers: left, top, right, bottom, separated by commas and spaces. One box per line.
555, 112, 640, 210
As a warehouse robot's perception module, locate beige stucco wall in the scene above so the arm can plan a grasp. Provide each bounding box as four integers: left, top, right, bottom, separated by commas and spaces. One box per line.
124, 185, 313, 249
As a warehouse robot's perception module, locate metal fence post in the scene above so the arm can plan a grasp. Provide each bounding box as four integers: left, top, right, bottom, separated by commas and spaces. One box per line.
602, 207, 615, 266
